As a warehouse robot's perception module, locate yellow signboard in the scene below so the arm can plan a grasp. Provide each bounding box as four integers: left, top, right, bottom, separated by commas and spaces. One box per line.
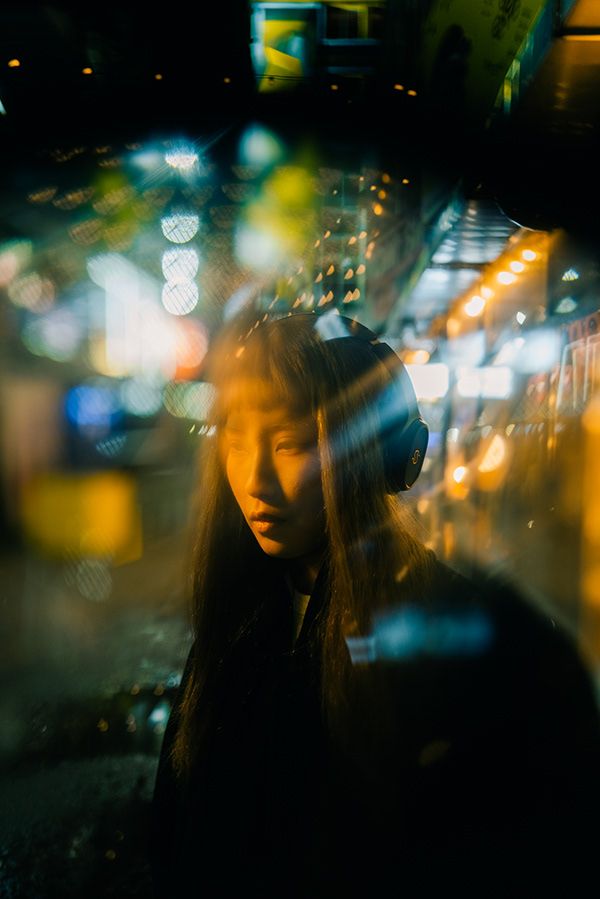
21, 471, 142, 562
421, 0, 547, 122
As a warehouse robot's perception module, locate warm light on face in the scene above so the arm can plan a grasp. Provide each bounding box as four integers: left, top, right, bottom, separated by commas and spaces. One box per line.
222, 397, 325, 562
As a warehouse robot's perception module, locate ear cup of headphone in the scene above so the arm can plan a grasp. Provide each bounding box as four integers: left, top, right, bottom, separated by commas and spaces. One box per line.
263, 311, 429, 493
367, 337, 429, 493
382, 414, 429, 492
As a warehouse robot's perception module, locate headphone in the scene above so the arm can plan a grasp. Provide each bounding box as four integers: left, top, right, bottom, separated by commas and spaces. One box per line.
288, 311, 429, 493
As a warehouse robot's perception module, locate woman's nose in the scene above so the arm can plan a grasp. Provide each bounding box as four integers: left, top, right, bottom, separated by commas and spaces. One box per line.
246, 445, 279, 500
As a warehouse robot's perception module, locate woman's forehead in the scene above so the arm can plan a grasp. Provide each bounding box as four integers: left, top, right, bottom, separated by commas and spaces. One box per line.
220, 377, 309, 417
225, 406, 316, 435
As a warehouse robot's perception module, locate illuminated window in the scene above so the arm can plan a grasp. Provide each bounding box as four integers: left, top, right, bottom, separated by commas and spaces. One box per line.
325, 4, 384, 40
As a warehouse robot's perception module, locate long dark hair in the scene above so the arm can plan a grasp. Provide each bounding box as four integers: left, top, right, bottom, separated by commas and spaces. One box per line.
170, 310, 436, 777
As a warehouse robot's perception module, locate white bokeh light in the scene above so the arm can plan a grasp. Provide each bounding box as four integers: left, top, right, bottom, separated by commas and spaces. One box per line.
161, 212, 200, 244
161, 248, 199, 282
165, 147, 198, 170
162, 281, 199, 316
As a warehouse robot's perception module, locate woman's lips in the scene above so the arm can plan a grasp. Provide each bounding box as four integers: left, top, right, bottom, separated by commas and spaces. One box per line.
250, 513, 286, 534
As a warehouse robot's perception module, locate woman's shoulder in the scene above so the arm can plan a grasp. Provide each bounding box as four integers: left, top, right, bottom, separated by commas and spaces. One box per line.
420, 554, 600, 727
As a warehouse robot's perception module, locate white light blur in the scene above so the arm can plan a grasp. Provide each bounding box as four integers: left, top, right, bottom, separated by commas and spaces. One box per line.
161, 212, 200, 244
87, 252, 132, 288
0, 239, 32, 287
428, 269, 454, 283
234, 223, 284, 271
516, 311, 527, 324
522, 249, 536, 261
464, 295, 485, 317
223, 280, 260, 320
405, 363, 449, 400
7, 272, 55, 311
120, 379, 163, 417
161, 248, 199, 282
478, 434, 507, 473
165, 146, 198, 170
447, 428, 459, 443
87, 253, 177, 379
497, 271, 516, 285
129, 148, 164, 171
562, 268, 579, 281
238, 124, 285, 168
101, 256, 141, 376
453, 466, 467, 483
493, 337, 525, 366
163, 381, 216, 420
182, 382, 217, 420
149, 701, 170, 727
509, 260, 525, 273
443, 331, 486, 367
430, 250, 453, 264
456, 366, 513, 399
161, 281, 199, 316
514, 330, 561, 373
22, 308, 82, 361
556, 296, 577, 314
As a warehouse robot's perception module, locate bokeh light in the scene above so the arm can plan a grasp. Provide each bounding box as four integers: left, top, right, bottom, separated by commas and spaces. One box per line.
160, 211, 200, 244
161, 281, 199, 316
161, 248, 199, 282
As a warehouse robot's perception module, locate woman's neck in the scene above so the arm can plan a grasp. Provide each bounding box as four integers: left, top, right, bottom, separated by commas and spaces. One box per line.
287, 548, 326, 595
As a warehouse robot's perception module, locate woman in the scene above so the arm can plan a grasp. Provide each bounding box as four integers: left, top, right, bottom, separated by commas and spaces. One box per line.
151, 310, 600, 897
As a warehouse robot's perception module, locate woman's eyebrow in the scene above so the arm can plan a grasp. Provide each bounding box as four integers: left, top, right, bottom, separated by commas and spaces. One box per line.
267, 415, 320, 435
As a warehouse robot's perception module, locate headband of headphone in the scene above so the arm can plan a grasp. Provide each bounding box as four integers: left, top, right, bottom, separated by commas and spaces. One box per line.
291, 311, 429, 493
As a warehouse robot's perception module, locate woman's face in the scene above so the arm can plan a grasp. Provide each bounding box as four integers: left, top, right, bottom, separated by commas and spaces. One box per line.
221, 395, 326, 565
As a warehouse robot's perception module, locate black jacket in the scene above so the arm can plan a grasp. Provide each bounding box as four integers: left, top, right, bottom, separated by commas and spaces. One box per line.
150, 559, 600, 897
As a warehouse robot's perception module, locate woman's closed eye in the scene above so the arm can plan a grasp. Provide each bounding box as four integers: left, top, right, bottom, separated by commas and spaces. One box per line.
227, 439, 248, 454
275, 440, 308, 454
